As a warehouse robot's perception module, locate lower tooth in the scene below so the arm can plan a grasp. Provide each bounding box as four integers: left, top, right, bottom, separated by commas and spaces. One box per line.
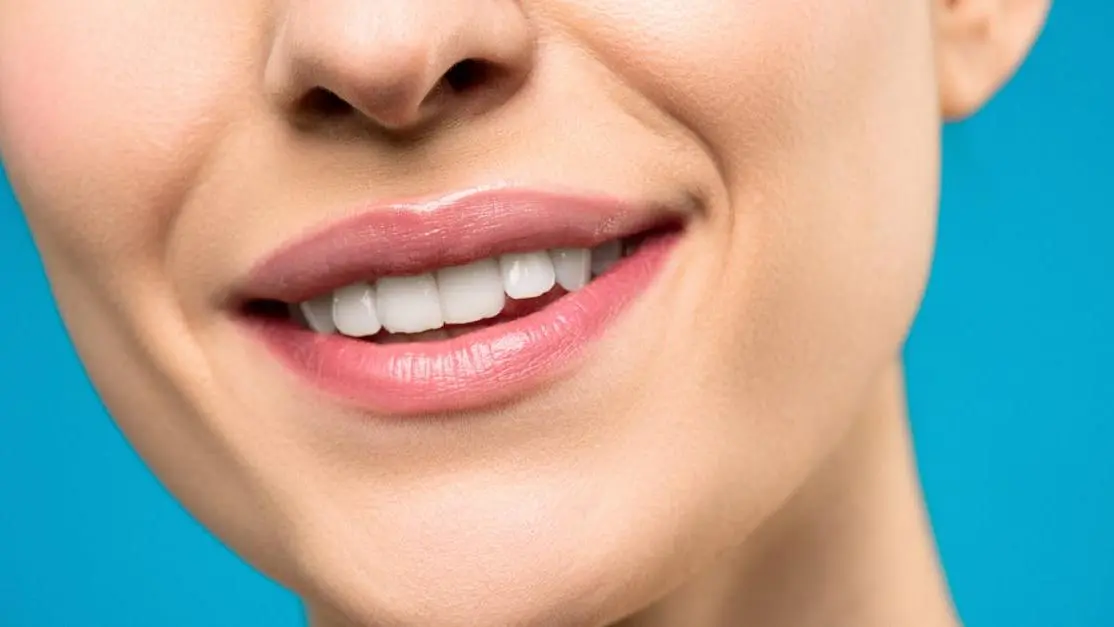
446, 326, 475, 339
416, 329, 450, 341
378, 329, 450, 344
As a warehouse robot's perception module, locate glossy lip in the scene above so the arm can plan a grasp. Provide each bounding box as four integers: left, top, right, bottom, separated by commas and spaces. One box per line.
235, 187, 689, 415
233, 187, 687, 306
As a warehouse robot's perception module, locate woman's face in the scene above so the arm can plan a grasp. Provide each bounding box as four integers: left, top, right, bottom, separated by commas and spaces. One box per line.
1, 1, 964, 625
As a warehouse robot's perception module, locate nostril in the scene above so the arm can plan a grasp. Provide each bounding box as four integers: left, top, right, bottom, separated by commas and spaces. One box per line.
288, 59, 508, 129
442, 59, 493, 93
296, 87, 353, 118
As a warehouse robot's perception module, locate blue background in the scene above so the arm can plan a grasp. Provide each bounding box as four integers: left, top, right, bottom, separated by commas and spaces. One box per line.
1, 3, 1111, 626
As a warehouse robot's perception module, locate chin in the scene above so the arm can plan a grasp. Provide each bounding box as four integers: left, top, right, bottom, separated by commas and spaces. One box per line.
281, 481, 712, 627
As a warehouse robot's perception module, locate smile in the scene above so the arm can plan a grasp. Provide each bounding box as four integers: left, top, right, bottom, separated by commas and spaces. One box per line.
234, 188, 688, 415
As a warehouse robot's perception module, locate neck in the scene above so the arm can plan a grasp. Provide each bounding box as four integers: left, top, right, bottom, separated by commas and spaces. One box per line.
617, 360, 959, 627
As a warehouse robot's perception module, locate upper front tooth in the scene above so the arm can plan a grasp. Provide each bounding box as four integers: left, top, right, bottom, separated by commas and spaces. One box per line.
549, 248, 592, 291
590, 240, 621, 276
332, 282, 382, 337
375, 273, 444, 334
499, 251, 556, 300
435, 258, 506, 324
300, 295, 337, 334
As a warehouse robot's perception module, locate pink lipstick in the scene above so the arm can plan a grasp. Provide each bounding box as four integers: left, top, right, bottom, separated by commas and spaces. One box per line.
235, 188, 686, 415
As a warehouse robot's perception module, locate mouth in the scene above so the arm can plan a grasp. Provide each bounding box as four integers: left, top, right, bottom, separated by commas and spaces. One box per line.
246, 226, 670, 342
234, 188, 688, 415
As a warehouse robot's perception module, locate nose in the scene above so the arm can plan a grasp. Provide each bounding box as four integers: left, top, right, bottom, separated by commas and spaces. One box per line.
265, 0, 534, 132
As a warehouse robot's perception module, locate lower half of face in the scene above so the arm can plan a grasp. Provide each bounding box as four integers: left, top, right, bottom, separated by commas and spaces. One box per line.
0, 0, 939, 624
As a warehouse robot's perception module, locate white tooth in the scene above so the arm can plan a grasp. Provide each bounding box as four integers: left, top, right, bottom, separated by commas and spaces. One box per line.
549, 248, 592, 292
435, 259, 506, 324
332, 282, 382, 337
590, 240, 621, 276
499, 251, 556, 300
375, 273, 444, 334
289, 303, 309, 327
300, 295, 336, 334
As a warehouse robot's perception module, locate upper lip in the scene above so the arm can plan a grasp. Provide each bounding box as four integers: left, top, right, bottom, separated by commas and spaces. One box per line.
234, 186, 689, 305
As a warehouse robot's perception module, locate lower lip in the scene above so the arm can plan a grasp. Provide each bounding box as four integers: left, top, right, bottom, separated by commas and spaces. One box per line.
245, 234, 679, 415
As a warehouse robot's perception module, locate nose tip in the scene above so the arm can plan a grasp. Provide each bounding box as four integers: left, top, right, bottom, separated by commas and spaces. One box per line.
295, 40, 447, 129
265, 2, 533, 133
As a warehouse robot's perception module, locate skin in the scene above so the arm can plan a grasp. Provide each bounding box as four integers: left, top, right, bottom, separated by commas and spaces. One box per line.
0, 0, 1048, 625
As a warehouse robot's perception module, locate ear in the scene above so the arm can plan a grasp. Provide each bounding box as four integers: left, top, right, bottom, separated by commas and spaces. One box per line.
935, 0, 1050, 120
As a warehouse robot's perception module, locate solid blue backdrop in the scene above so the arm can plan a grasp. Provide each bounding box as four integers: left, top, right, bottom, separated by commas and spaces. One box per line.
1, 3, 1110, 625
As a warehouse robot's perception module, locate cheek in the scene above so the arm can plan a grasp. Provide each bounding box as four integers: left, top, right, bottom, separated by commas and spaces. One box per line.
565, 0, 941, 322
572, 0, 941, 493
0, 2, 254, 281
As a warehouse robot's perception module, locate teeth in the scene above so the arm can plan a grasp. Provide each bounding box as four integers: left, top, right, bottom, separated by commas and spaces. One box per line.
499, 251, 556, 300
300, 295, 337, 334
375, 273, 444, 334
289, 302, 310, 327
435, 259, 506, 324
296, 239, 638, 336
549, 248, 592, 291
332, 282, 381, 337
590, 240, 622, 277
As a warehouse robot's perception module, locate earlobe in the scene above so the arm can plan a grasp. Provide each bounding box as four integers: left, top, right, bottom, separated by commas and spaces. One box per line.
935, 0, 1050, 120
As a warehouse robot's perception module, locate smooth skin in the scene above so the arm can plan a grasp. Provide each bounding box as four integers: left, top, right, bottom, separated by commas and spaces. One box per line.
0, 1, 1047, 625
